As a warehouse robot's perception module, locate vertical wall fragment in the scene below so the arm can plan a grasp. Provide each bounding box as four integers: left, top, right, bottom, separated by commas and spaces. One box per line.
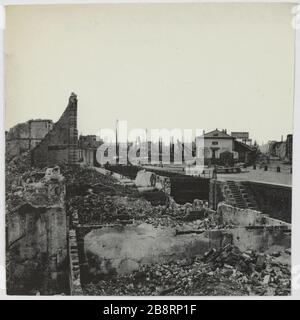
31, 93, 78, 167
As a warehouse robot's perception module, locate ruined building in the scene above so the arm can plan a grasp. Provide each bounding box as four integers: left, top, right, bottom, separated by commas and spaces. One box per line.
31, 93, 79, 167
6, 93, 80, 294
78, 134, 103, 166
6, 93, 291, 296
268, 134, 293, 163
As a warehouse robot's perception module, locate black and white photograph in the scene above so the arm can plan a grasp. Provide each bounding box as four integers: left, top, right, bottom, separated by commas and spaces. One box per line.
2, 1, 298, 298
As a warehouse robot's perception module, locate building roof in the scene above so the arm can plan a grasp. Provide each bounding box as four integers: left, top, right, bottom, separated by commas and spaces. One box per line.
203, 129, 234, 139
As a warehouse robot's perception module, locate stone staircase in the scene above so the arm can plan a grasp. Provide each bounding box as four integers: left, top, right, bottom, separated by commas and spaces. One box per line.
223, 180, 258, 210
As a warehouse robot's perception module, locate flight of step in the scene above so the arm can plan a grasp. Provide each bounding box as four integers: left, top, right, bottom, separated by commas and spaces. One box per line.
224, 180, 258, 210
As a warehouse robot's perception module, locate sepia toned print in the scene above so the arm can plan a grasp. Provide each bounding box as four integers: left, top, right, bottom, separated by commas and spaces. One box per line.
5, 4, 293, 295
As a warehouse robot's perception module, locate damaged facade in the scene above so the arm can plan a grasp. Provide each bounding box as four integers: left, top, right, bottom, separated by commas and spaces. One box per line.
31, 93, 79, 168
6, 93, 79, 295
6, 167, 68, 294
268, 134, 293, 163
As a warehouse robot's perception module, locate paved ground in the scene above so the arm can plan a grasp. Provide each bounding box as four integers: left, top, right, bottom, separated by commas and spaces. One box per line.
217, 168, 292, 186
142, 164, 292, 186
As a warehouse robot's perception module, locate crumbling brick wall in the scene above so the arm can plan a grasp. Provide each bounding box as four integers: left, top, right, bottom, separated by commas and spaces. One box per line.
31, 93, 78, 167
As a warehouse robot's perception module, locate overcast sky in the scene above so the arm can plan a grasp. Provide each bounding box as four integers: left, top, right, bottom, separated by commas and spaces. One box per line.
4, 3, 295, 144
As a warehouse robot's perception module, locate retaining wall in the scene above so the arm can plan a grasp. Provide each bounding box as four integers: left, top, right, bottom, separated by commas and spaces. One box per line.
31, 93, 78, 167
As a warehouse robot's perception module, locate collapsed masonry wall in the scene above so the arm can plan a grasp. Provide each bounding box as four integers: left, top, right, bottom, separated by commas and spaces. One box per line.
31, 93, 78, 168
217, 203, 263, 227
83, 218, 291, 277
6, 168, 68, 295
216, 203, 291, 252
84, 223, 212, 276
209, 180, 292, 223
217, 202, 291, 228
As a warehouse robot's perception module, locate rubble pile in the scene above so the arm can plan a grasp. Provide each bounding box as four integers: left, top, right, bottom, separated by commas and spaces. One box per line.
83, 245, 291, 296
68, 189, 220, 227
6, 169, 45, 214
64, 166, 218, 226
62, 165, 139, 195
5, 151, 65, 213
69, 192, 182, 226
5, 151, 32, 192
6, 166, 65, 215
64, 167, 153, 224
5, 161, 291, 296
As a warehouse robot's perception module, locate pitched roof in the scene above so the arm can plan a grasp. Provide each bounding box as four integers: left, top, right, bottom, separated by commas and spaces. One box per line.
203, 129, 234, 139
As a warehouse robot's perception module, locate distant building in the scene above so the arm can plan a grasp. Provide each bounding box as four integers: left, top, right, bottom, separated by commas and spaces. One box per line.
199, 129, 256, 166
268, 134, 293, 163
203, 129, 235, 160
231, 132, 252, 145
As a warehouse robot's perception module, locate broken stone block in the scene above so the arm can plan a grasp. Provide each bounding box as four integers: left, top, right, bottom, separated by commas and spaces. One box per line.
44, 166, 63, 182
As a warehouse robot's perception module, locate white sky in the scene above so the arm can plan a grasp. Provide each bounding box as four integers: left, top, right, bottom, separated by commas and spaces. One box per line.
4, 3, 295, 144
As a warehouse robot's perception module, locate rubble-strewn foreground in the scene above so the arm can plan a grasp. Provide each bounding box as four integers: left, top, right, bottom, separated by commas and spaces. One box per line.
6, 136, 291, 295
5, 92, 292, 296
65, 166, 291, 296
6, 151, 291, 296
83, 245, 290, 296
